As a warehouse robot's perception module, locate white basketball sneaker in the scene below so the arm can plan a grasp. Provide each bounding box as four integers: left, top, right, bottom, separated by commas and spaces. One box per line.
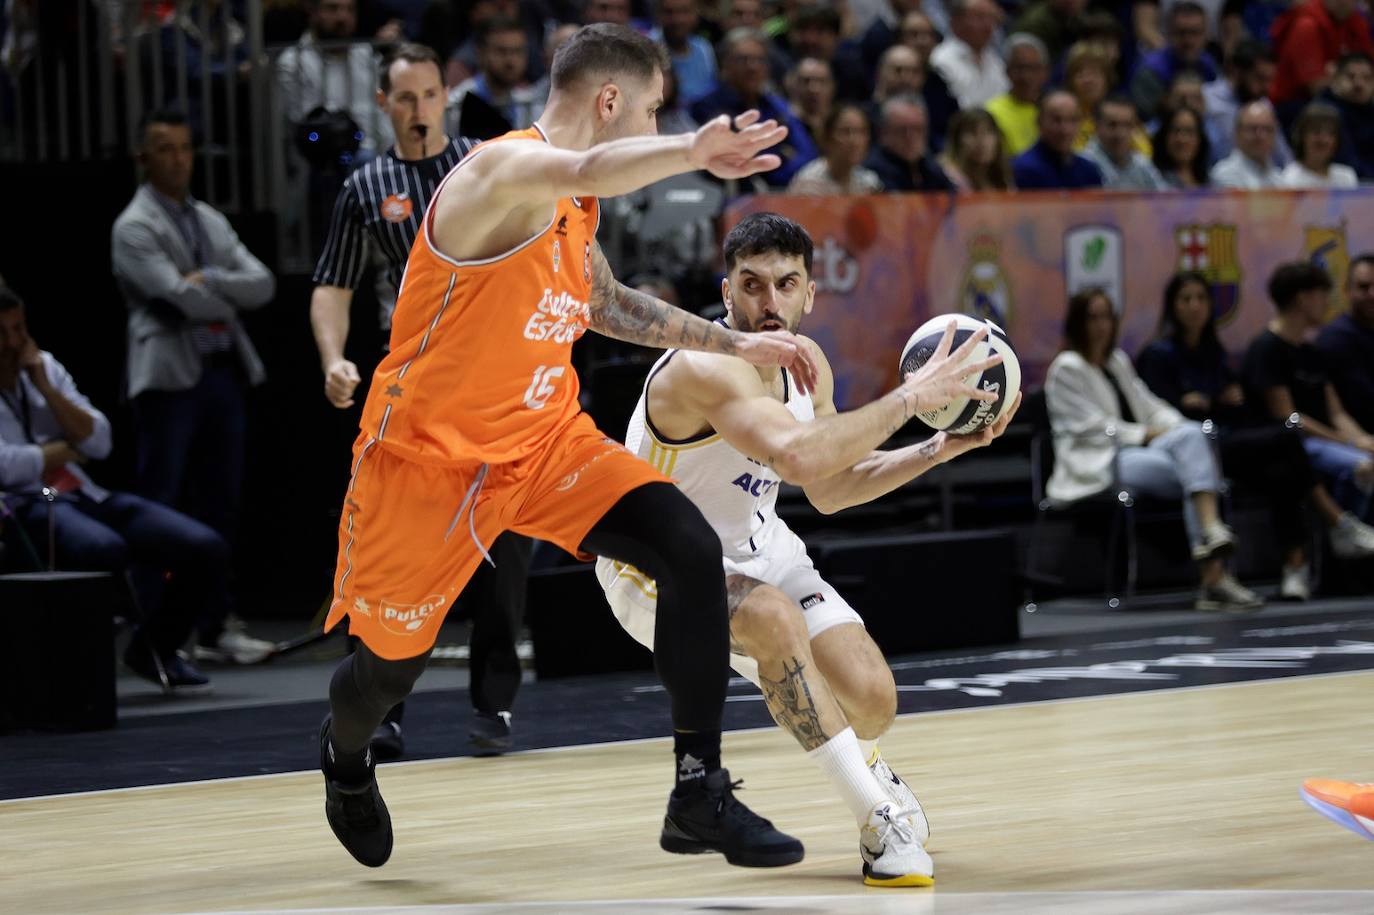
870, 755, 930, 844
860, 801, 934, 887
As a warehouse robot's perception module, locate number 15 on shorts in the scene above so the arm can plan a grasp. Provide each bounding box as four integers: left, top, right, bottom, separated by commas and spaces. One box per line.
524, 365, 565, 410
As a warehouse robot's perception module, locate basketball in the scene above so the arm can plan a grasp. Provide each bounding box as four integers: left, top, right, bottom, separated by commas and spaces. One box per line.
898, 313, 1022, 434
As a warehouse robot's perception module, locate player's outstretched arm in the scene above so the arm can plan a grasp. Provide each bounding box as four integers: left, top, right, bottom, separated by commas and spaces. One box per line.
587, 242, 820, 393
804, 392, 1022, 515
468, 111, 786, 211
672, 332, 997, 488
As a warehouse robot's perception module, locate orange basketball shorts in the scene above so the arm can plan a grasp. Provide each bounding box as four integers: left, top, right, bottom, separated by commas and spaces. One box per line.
324, 411, 670, 660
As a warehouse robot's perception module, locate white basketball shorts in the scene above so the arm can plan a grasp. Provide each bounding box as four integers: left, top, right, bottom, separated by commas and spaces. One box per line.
594, 525, 864, 686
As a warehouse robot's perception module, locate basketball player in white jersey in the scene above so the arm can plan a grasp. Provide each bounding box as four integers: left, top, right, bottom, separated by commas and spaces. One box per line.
597, 212, 1021, 886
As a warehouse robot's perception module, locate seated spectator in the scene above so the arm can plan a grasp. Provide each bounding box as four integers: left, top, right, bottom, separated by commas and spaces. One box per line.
656, 63, 700, 135
583, 0, 633, 27
985, 32, 1050, 156
1138, 272, 1374, 599
862, 94, 955, 191
690, 27, 819, 186
1317, 255, 1374, 433
526, 22, 581, 117
1152, 103, 1211, 188
785, 57, 835, 146
939, 107, 1013, 190
446, 17, 541, 129
1203, 39, 1289, 165
788, 102, 885, 193
1011, 0, 1087, 65
1244, 262, 1374, 524
145, 0, 249, 139
1281, 101, 1359, 187
276, 0, 394, 151
1077, 8, 1126, 86
895, 8, 961, 146
785, 4, 842, 68
1082, 94, 1168, 189
0, 287, 229, 692
929, 0, 1008, 109
1322, 52, 1374, 181
1130, 1, 1218, 123
1209, 99, 1282, 188
1045, 287, 1262, 612
866, 46, 916, 125
831, 0, 925, 99
652, 0, 718, 103
1011, 89, 1103, 189
1152, 68, 1206, 129
1269, 0, 1374, 116
1064, 42, 1150, 155
421, 0, 544, 87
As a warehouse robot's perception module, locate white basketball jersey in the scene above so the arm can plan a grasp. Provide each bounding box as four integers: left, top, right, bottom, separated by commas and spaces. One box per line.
626, 348, 815, 560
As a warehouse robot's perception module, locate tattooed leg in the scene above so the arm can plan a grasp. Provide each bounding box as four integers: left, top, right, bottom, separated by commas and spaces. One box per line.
726, 575, 850, 752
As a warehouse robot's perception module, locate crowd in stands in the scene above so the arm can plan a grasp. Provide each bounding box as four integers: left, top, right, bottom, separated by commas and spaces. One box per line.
6, 1, 1373, 192
1046, 256, 1374, 612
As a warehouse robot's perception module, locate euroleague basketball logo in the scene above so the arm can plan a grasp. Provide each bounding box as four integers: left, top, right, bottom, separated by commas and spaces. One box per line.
378, 594, 447, 635
381, 193, 413, 224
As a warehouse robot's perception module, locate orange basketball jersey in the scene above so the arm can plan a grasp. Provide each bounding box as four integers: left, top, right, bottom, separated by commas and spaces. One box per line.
359, 125, 599, 465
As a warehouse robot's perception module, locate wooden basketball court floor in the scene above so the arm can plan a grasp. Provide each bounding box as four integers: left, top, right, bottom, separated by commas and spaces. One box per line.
5, 670, 1374, 914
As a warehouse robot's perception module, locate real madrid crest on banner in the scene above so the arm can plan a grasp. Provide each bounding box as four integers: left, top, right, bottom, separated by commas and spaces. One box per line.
1175, 223, 1240, 326
959, 232, 1011, 326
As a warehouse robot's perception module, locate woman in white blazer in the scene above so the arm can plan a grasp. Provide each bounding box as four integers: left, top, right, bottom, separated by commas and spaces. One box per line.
1045, 288, 1262, 611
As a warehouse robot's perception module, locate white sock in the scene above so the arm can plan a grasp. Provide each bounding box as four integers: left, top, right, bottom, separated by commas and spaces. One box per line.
807, 727, 892, 825
857, 737, 880, 766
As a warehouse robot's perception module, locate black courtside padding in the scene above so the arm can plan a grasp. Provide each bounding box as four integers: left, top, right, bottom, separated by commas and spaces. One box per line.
0, 572, 118, 732
525, 529, 1020, 678
810, 529, 1020, 654
525, 565, 655, 679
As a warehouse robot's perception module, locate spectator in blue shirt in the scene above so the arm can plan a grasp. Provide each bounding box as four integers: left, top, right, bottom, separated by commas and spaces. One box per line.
1011, 89, 1104, 188
690, 28, 819, 186
1130, 1, 1218, 122
1317, 255, 1374, 433
652, 0, 718, 103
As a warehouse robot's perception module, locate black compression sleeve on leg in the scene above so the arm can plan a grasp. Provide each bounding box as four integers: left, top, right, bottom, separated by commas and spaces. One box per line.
329, 643, 431, 755
579, 482, 729, 733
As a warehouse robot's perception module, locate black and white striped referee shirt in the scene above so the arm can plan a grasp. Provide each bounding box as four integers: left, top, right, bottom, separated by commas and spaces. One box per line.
312, 135, 480, 331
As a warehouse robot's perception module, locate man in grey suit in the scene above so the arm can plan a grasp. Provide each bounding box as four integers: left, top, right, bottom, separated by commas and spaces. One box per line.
111, 109, 277, 666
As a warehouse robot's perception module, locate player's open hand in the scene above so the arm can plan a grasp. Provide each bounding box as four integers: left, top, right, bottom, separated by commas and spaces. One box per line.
688, 111, 788, 180
734, 329, 820, 395
902, 319, 1003, 415
324, 358, 362, 409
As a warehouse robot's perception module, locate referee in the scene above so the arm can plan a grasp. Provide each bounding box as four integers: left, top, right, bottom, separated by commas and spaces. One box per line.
309, 42, 532, 759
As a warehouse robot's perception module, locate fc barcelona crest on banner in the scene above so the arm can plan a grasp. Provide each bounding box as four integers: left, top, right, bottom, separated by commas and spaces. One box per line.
1175, 224, 1241, 326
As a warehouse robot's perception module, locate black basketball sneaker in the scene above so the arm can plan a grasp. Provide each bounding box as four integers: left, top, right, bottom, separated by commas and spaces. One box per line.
660, 768, 805, 867
319, 716, 393, 867
470, 710, 513, 756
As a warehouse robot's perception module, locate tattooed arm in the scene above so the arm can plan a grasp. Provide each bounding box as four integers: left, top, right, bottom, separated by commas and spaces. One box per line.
803, 390, 1024, 515
585, 241, 822, 393
586, 240, 739, 353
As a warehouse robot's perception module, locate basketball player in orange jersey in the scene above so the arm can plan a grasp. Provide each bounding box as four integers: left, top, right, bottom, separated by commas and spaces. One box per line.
317, 23, 827, 870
